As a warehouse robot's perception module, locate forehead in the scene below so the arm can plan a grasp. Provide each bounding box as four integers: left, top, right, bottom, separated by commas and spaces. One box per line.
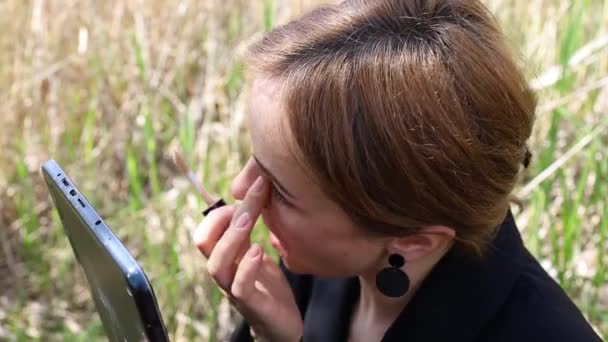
246, 77, 292, 160
245, 77, 354, 220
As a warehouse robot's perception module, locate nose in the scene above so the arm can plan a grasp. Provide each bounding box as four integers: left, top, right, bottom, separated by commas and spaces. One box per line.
230, 156, 261, 200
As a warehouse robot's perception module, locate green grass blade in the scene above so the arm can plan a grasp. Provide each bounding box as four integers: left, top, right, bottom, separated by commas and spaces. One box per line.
144, 110, 161, 194
132, 32, 147, 84
263, 0, 275, 32
126, 144, 143, 211
179, 111, 196, 166
83, 108, 97, 163
527, 190, 546, 257
557, 2, 584, 93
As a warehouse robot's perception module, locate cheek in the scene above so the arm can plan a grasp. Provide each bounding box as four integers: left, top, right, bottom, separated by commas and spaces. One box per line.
262, 207, 345, 249
261, 206, 303, 241
261, 206, 381, 276
261, 206, 329, 262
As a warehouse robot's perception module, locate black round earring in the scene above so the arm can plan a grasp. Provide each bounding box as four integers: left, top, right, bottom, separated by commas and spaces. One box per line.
375, 253, 410, 298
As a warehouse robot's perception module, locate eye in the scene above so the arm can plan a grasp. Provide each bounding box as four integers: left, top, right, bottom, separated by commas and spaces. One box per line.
270, 183, 289, 206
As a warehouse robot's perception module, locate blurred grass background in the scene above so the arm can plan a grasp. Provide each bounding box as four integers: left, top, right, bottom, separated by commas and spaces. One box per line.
0, 0, 606, 340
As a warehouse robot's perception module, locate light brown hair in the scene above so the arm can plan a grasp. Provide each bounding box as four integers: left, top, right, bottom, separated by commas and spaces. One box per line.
246, 0, 536, 256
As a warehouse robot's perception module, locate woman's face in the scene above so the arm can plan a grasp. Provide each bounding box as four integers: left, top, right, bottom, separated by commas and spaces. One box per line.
231, 77, 385, 277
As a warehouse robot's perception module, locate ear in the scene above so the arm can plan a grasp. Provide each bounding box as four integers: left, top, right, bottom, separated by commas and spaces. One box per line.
387, 225, 456, 262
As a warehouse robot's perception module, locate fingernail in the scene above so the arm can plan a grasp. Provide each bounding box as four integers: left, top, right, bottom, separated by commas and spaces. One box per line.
233, 212, 250, 229
251, 176, 265, 193
247, 244, 261, 258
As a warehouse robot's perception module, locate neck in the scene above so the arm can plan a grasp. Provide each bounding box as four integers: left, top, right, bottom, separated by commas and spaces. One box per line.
355, 245, 453, 324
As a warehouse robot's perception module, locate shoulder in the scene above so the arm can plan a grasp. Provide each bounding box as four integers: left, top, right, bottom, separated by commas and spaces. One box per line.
479, 252, 602, 342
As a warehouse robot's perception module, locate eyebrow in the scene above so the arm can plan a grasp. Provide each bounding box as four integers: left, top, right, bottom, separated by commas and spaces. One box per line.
253, 155, 295, 200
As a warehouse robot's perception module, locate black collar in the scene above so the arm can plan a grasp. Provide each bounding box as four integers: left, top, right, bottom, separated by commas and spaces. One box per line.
383, 210, 524, 340
302, 210, 525, 341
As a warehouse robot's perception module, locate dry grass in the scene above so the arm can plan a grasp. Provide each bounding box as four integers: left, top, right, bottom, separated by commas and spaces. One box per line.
0, 0, 606, 340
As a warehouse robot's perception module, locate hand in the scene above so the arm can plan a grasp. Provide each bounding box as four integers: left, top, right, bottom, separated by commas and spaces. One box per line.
193, 176, 303, 342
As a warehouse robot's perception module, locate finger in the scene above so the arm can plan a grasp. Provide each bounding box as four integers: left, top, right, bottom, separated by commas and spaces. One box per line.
207, 176, 269, 289
231, 157, 259, 200
192, 205, 238, 258
231, 244, 263, 301
261, 254, 283, 279
207, 210, 254, 289
230, 175, 269, 228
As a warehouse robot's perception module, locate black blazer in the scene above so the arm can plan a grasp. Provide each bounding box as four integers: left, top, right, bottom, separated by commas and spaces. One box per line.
231, 211, 602, 341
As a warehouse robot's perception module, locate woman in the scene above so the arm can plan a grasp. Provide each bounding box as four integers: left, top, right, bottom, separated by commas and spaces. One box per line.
194, 0, 602, 341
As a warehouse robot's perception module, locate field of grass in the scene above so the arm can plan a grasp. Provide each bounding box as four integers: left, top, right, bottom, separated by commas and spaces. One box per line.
0, 0, 606, 340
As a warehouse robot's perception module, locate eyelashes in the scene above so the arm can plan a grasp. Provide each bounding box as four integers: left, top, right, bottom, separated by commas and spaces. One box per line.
270, 183, 289, 206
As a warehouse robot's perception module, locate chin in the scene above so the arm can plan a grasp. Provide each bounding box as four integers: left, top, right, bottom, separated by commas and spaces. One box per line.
280, 257, 340, 277
280, 256, 308, 274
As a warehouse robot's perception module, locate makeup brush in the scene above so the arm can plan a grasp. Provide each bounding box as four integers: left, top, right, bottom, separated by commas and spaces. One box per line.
172, 150, 226, 216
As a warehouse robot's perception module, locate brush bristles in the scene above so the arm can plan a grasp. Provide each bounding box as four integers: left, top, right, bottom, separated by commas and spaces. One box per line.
172, 150, 216, 205
172, 150, 190, 175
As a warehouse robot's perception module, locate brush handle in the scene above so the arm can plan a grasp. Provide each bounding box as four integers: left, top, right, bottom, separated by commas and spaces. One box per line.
202, 198, 227, 216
